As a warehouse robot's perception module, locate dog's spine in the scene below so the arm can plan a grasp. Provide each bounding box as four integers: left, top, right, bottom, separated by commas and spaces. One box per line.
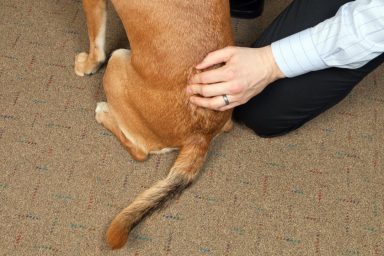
106, 140, 208, 249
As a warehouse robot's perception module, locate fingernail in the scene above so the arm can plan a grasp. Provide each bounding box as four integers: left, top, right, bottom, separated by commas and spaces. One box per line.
186, 87, 192, 94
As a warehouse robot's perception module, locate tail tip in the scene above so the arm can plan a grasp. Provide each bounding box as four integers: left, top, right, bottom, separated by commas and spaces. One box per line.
106, 221, 129, 250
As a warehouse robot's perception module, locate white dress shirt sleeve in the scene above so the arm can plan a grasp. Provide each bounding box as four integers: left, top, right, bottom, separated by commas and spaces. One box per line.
271, 0, 384, 78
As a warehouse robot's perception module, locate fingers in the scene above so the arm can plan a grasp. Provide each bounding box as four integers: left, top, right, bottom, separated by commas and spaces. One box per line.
187, 46, 248, 111
189, 94, 237, 111
195, 46, 236, 70
218, 102, 239, 111
187, 82, 233, 97
190, 47, 238, 85
189, 66, 231, 85
189, 95, 226, 110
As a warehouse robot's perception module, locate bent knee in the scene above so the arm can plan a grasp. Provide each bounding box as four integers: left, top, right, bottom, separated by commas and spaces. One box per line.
247, 119, 295, 138
111, 48, 130, 58
233, 109, 304, 138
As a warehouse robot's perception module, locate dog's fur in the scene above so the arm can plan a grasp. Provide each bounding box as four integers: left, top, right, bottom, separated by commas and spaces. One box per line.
75, 0, 234, 249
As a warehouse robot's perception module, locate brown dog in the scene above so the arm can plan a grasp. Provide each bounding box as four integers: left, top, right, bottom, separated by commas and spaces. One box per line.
75, 0, 234, 249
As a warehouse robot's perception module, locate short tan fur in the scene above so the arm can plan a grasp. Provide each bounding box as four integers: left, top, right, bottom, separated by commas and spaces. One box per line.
75, 0, 234, 249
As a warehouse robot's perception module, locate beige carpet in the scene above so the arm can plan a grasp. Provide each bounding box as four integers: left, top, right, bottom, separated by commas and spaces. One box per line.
1, 0, 383, 255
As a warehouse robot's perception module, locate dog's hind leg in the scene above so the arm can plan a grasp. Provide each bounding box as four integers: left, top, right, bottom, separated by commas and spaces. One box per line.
95, 102, 148, 162
75, 0, 107, 76
96, 49, 149, 161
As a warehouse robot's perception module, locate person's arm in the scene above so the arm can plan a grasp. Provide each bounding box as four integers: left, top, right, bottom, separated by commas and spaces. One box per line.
187, 0, 384, 111
272, 0, 384, 78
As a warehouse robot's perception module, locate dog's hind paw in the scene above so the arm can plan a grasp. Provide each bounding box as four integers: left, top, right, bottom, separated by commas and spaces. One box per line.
95, 102, 109, 124
95, 102, 109, 113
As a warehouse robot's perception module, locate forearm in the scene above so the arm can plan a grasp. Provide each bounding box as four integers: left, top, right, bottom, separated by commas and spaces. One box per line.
271, 0, 384, 78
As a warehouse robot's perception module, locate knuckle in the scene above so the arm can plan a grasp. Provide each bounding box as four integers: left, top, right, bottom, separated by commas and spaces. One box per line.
194, 74, 201, 83
226, 46, 236, 52
225, 68, 235, 80
210, 50, 218, 57
199, 75, 208, 84
223, 46, 235, 57
190, 75, 198, 84
239, 98, 247, 105
229, 83, 243, 94
211, 101, 221, 110
200, 87, 207, 96
191, 86, 199, 94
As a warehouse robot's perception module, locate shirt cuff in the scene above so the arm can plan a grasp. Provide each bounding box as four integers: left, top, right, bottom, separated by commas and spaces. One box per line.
271, 28, 328, 78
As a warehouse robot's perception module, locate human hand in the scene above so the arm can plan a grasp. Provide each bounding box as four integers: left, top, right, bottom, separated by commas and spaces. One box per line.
187, 46, 285, 111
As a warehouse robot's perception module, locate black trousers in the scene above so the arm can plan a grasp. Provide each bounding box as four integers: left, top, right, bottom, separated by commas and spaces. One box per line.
233, 0, 384, 137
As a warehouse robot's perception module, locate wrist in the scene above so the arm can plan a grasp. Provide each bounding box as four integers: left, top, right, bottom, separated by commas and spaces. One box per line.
263, 45, 285, 81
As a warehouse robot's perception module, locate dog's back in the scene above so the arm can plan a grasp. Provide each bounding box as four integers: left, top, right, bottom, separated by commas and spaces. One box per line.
116, 0, 233, 83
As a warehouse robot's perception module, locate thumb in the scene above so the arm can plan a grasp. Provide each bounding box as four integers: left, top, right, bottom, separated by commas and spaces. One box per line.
196, 46, 236, 70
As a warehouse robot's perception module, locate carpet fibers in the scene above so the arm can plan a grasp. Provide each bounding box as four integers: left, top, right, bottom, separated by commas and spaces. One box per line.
1, 0, 383, 255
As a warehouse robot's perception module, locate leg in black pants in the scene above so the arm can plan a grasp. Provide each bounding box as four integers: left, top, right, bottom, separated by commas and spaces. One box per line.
233, 0, 384, 138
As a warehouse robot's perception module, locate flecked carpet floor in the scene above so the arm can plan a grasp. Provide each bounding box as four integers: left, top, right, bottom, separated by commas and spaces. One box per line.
1, 0, 383, 255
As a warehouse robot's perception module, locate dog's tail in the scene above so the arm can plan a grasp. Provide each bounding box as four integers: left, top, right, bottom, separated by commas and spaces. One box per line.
106, 139, 208, 249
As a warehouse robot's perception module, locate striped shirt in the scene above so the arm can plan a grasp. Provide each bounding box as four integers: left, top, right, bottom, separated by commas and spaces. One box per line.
271, 0, 384, 78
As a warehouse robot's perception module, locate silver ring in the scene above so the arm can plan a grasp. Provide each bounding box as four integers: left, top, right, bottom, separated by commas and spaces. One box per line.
223, 94, 230, 106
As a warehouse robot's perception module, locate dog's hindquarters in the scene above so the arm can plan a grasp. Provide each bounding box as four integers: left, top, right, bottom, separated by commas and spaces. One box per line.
106, 139, 209, 249
79, 0, 234, 250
